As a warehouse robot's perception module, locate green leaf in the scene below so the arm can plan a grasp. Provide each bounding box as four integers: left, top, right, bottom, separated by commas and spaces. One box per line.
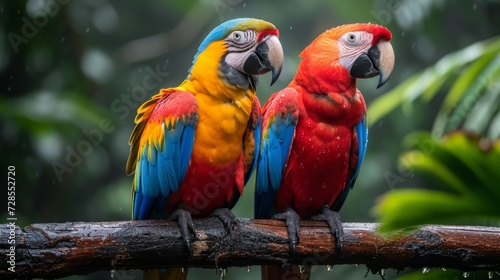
375, 132, 500, 232
374, 189, 486, 232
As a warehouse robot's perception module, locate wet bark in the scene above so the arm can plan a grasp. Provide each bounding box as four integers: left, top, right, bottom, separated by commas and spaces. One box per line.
1, 219, 499, 279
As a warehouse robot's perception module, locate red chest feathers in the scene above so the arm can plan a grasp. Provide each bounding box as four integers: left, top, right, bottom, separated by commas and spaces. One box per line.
276, 120, 353, 218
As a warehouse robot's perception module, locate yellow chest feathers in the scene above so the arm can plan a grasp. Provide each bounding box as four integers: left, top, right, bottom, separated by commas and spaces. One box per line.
192, 91, 254, 165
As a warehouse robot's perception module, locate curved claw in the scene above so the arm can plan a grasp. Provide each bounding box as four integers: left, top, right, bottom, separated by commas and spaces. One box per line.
273, 207, 300, 255
311, 205, 344, 253
210, 208, 238, 234
168, 208, 197, 253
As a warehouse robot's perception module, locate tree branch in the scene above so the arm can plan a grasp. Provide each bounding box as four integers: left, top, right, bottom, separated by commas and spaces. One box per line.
1, 219, 500, 279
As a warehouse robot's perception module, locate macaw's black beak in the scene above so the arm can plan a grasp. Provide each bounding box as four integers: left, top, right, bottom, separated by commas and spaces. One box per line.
243, 35, 284, 85
350, 40, 395, 88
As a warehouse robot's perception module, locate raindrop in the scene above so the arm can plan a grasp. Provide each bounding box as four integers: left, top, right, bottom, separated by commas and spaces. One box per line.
463, 272, 470, 278
7, 86, 11, 91
110, 269, 116, 279
290, 26, 293, 30
242, 3, 246, 7
442, 268, 447, 271
299, 265, 305, 274
422, 267, 430, 273
218, 268, 227, 280
489, 271, 494, 279
86, 27, 90, 32
379, 121, 383, 127
355, 264, 359, 267
119, 208, 122, 211
401, 32, 405, 37
473, 3, 478, 9
336, 136, 340, 140
247, 266, 251, 272
380, 269, 386, 276
326, 265, 332, 271
279, 138, 284, 143
61, 37, 65, 42
10, 75, 13, 79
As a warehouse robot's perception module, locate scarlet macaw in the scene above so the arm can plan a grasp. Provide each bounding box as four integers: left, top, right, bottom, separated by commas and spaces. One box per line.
255, 23, 395, 279
126, 18, 283, 280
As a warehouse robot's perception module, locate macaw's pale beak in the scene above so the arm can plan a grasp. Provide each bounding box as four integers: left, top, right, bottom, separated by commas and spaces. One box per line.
243, 35, 284, 85
350, 40, 395, 88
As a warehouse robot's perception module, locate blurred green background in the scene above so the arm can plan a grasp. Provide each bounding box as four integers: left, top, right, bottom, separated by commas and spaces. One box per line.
2, 0, 500, 279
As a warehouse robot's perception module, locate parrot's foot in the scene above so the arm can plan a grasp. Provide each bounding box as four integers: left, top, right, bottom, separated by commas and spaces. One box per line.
310, 205, 344, 253
168, 208, 197, 254
210, 208, 238, 234
272, 207, 300, 255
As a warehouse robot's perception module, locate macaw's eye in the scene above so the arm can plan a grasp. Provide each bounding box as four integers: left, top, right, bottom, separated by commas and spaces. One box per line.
232, 31, 242, 41
347, 33, 357, 43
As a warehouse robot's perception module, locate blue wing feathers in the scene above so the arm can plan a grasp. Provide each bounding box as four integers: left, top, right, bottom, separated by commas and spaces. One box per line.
179, 125, 195, 183
132, 93, 197, 220
132, 192, 143, 220
255, 89, 298, 219
349, 113, 368, 188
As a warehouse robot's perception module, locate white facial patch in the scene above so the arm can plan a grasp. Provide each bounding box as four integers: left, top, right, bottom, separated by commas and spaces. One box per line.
338, 31, 374, 71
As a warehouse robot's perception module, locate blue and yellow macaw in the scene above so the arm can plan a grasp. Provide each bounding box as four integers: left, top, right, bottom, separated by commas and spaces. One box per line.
126, 18, 283, 280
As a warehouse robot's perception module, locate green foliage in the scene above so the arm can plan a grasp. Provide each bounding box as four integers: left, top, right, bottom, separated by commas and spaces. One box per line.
397, 269, 495, 280
374, 131, 500, 232
369, 36, 500, 139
